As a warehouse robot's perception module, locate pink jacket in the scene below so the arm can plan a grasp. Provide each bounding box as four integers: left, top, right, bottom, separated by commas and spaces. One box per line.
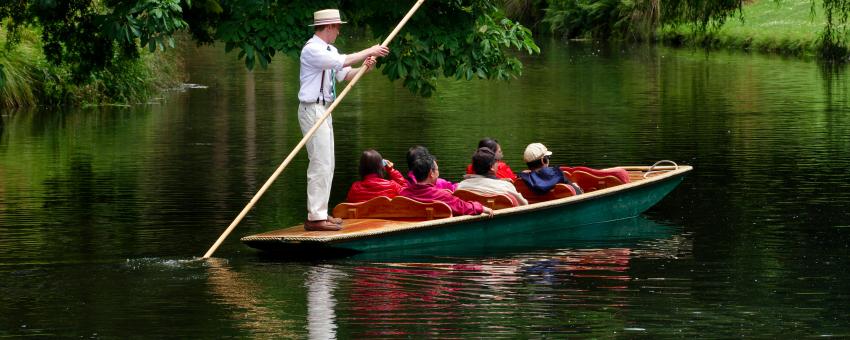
407, 171, 458, 191
399, 182, 484, 216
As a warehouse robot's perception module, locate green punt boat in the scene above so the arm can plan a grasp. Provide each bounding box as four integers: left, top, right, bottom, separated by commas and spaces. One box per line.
241, 164, 692, 255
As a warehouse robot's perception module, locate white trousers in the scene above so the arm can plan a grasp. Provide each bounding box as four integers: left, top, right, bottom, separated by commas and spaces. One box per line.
298, 103, 335, 221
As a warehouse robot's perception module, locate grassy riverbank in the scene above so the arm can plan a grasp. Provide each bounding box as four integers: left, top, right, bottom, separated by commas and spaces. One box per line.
0, 27, 185, 109
658, 0, 839, 58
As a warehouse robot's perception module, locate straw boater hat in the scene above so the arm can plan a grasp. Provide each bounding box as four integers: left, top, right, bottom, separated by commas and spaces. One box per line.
309, 9, 347, 26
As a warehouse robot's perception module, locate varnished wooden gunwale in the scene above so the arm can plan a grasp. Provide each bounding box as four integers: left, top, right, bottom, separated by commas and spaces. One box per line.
241, 165, 691, 250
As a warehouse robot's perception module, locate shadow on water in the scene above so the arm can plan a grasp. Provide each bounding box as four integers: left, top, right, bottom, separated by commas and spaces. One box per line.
253, 215, 681, 263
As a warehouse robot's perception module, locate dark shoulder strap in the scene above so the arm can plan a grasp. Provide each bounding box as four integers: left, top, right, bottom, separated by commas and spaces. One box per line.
317, 70, 325, 105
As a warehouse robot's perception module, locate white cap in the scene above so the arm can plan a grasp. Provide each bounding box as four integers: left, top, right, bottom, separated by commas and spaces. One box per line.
523, 143, 552, 163
309, 9, 347, 26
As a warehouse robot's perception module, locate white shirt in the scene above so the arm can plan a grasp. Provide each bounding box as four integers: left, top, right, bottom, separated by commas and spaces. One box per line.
298, 35, 352, 103
457, 175, 529, 206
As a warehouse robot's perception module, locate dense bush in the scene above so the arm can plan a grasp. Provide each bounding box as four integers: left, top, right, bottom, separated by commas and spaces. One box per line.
542, 0, 632, 39
0, 26, 183, 108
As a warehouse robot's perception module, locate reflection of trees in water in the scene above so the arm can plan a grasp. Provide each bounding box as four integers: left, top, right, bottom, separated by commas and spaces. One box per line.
819, 62, 849, 116
0, 166, 4, 227
205, 259, 298, 338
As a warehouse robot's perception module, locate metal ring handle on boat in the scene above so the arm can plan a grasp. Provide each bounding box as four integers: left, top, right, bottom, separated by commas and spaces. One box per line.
644, 160, 679, 178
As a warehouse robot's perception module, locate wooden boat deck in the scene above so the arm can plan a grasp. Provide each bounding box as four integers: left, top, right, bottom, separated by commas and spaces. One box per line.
246, 219, 418, 241
242, 165, 689, 247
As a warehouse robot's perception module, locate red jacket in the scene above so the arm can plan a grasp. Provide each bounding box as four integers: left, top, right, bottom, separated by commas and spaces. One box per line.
466, 161, 517, 180
346, 168, 408, 203
399, 182, 483, 216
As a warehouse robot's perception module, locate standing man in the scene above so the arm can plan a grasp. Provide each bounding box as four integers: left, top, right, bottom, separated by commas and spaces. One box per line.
299, 9, 389, 231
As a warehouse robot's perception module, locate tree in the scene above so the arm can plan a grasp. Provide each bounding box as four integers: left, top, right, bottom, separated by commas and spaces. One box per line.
0, 0, 540, 97
660, 0, 849, 59
1, 0, 187, 81
820, 0, 850, 59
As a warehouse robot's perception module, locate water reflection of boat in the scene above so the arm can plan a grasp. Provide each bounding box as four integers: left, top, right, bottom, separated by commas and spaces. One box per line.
207, 222, 692, 338
344, 230, 693, 337
242, 165, 691, 257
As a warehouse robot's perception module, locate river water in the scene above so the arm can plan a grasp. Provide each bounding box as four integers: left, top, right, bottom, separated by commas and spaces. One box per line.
1, 40, 849, 337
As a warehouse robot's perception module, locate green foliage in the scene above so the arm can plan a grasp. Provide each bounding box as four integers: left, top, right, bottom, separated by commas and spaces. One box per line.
537, 0, 659, 41
657, 0, 849, 60
368, 1, 538, 97
0, 0, 539, 101
189, 1, 319, 70
378, 7, 539, 97
537, 0, 733, 40
819, 0, 850, 59
503, 0, 548, 30
659, 0, 743, 30
537, 0, 745, 39
542, 0, 629, 39
0, 0, 188, 82
0, 28, 42, 108
182, 0, 539, 97
538, 0, 849, 60
657, 0, 850, 60
106, 0, 189, 53
0, 24, 183, 108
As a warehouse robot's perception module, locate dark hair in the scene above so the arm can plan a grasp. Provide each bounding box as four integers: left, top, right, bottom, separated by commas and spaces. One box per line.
359, 149, 386, 179
411, 153, 435, 182
477, 138, 499, 152
471, 147, 497, 176
525, 155, 550, 170
478, 138, 503, 161
406, 145, 431, 172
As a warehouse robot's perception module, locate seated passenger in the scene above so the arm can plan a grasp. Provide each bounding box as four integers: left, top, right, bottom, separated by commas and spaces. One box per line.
458, 147, 528, 205
406, 145, 457, 191
465, 138, 516, 180
400, 154, 494, 217
346, 149, 408, 203
518, 143, 583, 195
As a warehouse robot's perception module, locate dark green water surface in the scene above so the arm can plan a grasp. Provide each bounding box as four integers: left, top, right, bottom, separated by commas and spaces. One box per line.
1, 40, 849, 337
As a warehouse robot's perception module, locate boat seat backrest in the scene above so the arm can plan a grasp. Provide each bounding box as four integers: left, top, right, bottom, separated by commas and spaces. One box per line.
332, 196, 453, 220
561, 166, 631, 184
452, 189, 517, 210
569, 170, 624, 192
513, 178, 576, 204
